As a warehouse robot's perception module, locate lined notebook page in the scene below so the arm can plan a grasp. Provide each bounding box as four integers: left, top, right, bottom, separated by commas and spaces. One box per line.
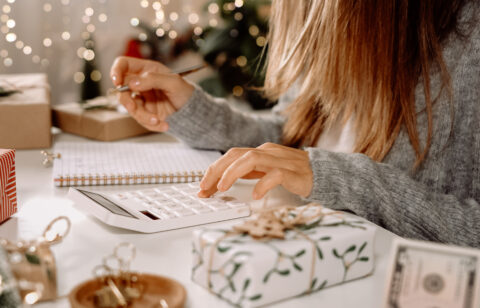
52, 142, 221, 187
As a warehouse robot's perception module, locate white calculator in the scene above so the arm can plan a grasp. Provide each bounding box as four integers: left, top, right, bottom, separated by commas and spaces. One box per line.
68, 183, 251, 233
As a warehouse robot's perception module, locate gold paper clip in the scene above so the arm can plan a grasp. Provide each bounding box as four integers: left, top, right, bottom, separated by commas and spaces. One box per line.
40, 151, 61, 167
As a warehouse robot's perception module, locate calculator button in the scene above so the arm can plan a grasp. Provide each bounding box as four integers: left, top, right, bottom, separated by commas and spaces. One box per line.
194, 207, 213, 213
174, 209, 195, 217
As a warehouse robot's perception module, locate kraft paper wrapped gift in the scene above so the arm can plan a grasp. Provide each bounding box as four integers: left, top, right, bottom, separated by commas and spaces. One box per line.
191, 206, 376, 307
0, 149, 17, 224
0, 74, 51, 149
52, 99, 150, 141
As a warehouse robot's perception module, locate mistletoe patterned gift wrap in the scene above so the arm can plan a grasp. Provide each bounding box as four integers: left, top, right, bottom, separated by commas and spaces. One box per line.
191, 208, 376, 307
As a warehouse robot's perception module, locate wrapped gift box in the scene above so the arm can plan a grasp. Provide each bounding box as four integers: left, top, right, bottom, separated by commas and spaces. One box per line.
0, 149, 16, 224
0, 74, 51, 149
52, 100, 150, 141
192, 207, 376, 307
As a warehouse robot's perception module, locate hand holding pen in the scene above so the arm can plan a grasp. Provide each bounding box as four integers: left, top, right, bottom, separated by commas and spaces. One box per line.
110, 56, 205, 132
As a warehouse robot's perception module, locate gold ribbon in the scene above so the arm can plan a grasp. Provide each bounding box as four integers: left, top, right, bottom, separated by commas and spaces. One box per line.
206, 203, 339, 295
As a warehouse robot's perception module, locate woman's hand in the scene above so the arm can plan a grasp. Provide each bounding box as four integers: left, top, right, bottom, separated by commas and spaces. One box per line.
198, 142, 313, 199
110, 56, 194, 132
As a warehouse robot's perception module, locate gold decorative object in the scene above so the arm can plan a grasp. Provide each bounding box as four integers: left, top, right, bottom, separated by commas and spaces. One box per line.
69, 243, 187, 308
40, 150, 61, 167
0, 216, 71, 305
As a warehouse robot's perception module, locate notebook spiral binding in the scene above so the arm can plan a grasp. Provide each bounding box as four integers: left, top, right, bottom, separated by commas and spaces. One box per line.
54, 171, 204, 187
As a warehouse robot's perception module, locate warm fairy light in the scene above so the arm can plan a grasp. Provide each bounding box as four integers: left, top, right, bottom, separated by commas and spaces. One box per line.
0, 14, 8, 22
193, 26, 203, 36
234, 12, 243, 21
43, 3, 52, 13
188, 13, 199, 24
235, 0, 244, 8
0, 26, 8, 34
74, 72, 85, 83
6, 19, 15, 28
169, 12, 178, 21
83, 49, 95, 61
23, 45, 32, 55
168, 30, 177, 39
32, 55, 40, 63
155, 28, 165, 37
6, 0, 15, 3
43, 38, 52, 47
130, 17, 140, 27
138, 32, 147, 41
3, 57, 12, 67
5, 32, 16, 42
91, 70, 102, 81
0, 49, 8, 57
61, 0, 70, 5
160, 0, 169, 5
140, 0, 149, 8
61, 31, 71, 40
249, 25, 259, 36
236, 56, 247, 67
152, 1, 161, 10
77, 47, 86, 58
85, 7, 94, 17
24, 292, 40, 305
256, 36, 266, 47
156, 10, 165, 22
233, 85, 244, 96
98, 13, 107, 22
14, 40, 23, 49
208, 3, 219, 14
2, 5, 11, 14
209, 18, 218, 27
86, 24, 96, 33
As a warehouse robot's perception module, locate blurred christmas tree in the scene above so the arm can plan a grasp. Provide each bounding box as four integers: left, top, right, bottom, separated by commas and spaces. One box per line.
195, 0, 273, 109
81, 37, 102, 101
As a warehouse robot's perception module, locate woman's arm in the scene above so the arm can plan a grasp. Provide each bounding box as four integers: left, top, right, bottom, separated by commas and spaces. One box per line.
167, 87, 285, 151
306, 148, 480, 247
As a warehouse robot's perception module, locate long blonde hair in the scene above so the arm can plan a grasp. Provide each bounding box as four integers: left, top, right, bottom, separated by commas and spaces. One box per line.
264, 0, 467, 166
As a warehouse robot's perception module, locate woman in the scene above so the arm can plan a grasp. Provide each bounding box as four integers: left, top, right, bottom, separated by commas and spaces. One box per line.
111, 0, 479, 247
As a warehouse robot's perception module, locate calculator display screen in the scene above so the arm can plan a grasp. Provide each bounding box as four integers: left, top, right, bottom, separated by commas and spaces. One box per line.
77, 189, 136, 218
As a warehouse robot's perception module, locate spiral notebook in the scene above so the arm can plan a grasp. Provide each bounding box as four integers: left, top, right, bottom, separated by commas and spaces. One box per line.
52, 141, 221, 187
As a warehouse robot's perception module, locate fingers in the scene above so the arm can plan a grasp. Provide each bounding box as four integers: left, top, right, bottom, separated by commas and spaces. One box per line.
199, 148, 250, 190
217, 150, 297, 192
110, 56, 170, 86
128, 72, 181, 95
199, 143, 313, 199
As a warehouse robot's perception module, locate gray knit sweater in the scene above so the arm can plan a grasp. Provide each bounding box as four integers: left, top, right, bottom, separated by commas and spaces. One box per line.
167, 3, 480, 247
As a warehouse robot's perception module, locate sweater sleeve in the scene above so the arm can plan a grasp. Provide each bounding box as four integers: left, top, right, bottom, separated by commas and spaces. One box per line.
305, 148, 480, 247
166, 87, 285, 151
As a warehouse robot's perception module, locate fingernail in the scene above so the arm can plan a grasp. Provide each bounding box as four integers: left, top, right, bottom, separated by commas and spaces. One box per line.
217, 181, 225, 191
150, 117, 158, 125
199, 180, 206, 190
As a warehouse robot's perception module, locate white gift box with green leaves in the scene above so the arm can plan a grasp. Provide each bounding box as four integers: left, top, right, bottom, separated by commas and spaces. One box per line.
191, 207, 376, 307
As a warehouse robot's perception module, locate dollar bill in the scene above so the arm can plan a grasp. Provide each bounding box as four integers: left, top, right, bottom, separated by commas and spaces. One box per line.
383, 238, 480, 308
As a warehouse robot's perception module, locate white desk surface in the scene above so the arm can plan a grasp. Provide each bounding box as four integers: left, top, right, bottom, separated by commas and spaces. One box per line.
0, 132, 397, 308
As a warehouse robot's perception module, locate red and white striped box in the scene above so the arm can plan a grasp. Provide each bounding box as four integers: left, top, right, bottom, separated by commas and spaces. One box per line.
0, 149, 17, 223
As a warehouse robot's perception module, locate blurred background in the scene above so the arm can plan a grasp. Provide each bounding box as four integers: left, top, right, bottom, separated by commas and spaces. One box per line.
0, 0, 273, 109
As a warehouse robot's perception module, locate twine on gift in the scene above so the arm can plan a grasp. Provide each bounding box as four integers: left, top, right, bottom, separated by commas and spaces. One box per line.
206, 201, 340, 295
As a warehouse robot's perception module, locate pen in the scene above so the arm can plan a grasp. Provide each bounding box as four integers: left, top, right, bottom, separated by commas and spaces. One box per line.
112, 63, 207, 93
